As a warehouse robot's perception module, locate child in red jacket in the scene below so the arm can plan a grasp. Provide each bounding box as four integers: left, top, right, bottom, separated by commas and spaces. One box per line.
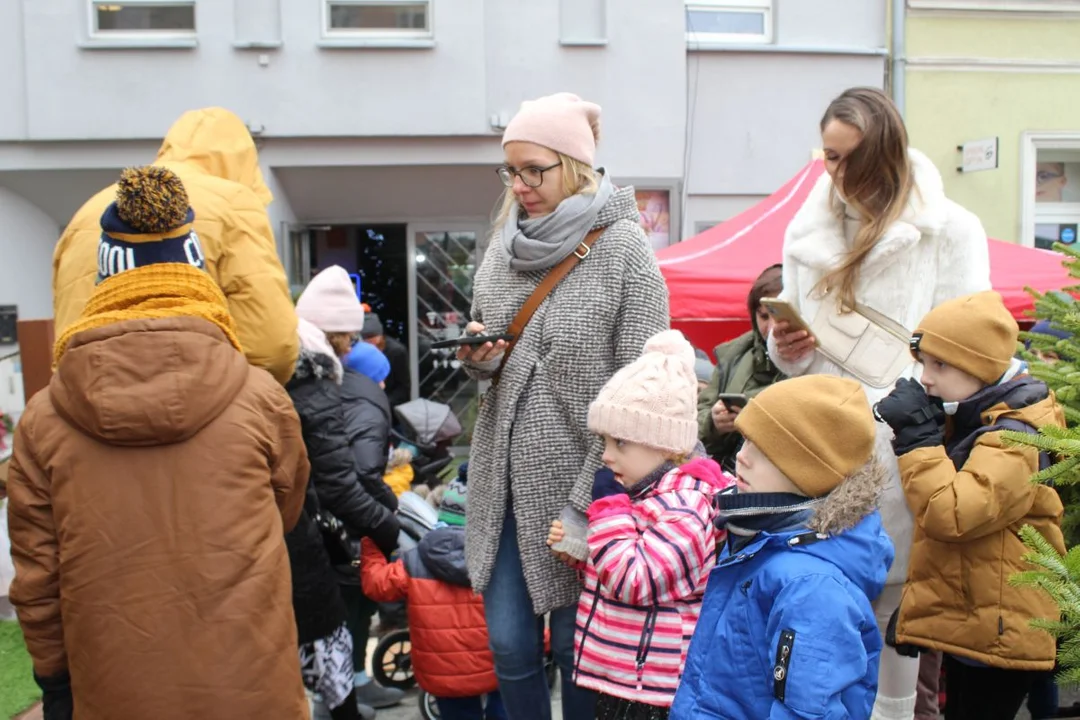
360, 470, 505, 720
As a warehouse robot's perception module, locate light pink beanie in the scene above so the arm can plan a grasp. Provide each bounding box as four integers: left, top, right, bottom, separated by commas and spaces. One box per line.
502, 92, 602, 166
588, 330, 699, 456
295, 265, 365, 332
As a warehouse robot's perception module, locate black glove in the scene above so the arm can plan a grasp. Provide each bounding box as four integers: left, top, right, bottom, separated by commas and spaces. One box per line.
873, 378, 945, 455
34, 671, 74, 720
592, 468, 626, 502
884, 608, 923, 658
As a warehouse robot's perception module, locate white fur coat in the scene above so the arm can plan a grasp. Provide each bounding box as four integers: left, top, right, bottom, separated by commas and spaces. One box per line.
769, 148, 991, 584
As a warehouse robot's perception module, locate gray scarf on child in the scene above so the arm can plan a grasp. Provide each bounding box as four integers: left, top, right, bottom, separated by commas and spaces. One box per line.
499, 170, 615, 272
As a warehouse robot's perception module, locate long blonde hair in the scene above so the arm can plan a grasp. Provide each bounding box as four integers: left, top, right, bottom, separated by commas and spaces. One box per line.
817, 87, 913, 310
492, 153, 600, 229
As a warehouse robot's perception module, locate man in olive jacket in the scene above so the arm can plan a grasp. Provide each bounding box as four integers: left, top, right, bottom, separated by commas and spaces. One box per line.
697, 264, 784, 471
52, 107, 299, 384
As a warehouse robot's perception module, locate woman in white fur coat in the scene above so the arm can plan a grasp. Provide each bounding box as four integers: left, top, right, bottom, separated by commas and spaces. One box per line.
770, 87, 991, 720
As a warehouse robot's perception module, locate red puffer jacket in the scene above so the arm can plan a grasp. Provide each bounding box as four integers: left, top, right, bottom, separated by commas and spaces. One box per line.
360, 530, 498, 698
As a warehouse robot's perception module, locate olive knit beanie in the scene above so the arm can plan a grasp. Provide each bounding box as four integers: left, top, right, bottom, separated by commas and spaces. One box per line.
734, 375, 875, 498
912, 291, 1018, 385
588, 330, 700, 456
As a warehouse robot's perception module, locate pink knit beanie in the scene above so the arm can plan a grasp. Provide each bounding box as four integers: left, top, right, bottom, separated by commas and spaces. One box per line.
588, 330, 699, 456
296, 265, 365, 333
502, 93, 602, 166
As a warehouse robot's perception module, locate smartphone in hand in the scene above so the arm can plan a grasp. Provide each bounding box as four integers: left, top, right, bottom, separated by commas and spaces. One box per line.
717, 393, 749, 411
431, 333, 515, 350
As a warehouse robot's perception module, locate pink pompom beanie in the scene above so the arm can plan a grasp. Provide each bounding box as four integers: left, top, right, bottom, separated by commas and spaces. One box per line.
502, 92, 602, 166
295, 265, 365, 333
588, 330, 700, 456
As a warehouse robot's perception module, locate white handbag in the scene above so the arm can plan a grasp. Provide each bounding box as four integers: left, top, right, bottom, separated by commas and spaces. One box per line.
810, 296, 913, 389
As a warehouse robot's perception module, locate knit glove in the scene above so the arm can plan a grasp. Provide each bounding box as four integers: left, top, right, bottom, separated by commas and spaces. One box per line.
873, 378, 945, 456
35, 671, 74, 720
591, 468, 626, 502
885, 608, 923, 658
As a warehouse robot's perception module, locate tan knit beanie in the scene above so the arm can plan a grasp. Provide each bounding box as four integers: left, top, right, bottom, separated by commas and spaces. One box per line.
734, 376, 874, 498
587, 330, 699, 456
912, 291, 1018, 385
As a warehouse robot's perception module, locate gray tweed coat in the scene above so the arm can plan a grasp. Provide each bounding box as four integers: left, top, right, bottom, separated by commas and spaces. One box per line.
463, 186, 670, 614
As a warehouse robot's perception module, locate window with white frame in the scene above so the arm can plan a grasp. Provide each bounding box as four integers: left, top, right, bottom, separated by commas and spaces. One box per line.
685, 0, 772, 45
90, 1, 196, 37
1021, 134, 1080, 249
324, 0, 431, 38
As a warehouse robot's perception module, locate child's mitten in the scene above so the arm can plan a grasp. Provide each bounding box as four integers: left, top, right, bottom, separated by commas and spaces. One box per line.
550, 505, 589, 562
874, 378, 945, 455
591, 467, 626, 502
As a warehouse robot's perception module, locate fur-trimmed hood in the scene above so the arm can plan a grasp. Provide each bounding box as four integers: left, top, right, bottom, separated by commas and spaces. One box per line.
785, 148, 949, 284
794, 458, 893, 601
293, 317, 343, 385
807, 456, 888, 535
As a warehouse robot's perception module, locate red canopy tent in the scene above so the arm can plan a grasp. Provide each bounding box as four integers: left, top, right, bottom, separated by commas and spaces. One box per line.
658, 160, 1075, 353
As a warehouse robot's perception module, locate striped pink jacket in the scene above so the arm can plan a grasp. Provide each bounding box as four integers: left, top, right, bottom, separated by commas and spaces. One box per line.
572, 458, 730, 707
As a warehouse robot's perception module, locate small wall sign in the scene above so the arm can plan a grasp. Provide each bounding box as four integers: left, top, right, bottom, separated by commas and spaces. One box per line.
957, 138, 999, 173
0, 306, 16, 344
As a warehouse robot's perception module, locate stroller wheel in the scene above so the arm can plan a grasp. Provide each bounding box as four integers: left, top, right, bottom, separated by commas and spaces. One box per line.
372, 628, 416, 690
419, 690, 440, 720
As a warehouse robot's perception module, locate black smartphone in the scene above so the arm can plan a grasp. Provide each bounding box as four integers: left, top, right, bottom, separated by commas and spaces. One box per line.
717, 393, 749, 411
430, 333, 515, 350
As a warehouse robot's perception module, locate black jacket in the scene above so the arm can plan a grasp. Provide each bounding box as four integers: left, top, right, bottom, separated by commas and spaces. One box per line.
382, 335, 412, 409
285, 505, 347, 643
341, 369, 397, 514
286, 349, 400, 555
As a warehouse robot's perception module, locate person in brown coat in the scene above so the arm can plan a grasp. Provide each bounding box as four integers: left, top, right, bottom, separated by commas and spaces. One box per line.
6, 166, 311, 720
874, 291, 1065, 720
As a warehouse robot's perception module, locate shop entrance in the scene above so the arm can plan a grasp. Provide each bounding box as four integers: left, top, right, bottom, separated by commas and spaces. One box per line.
287, 221, 486, 445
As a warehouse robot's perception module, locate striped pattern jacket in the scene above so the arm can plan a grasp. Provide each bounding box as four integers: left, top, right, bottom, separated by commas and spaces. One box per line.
573, 458, 730, 707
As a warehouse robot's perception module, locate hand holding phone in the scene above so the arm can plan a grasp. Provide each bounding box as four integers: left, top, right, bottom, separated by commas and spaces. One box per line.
431, 333, 515, 350
711, 394, 746, 433
760, 298, 816, 362
454, 322, 509, 365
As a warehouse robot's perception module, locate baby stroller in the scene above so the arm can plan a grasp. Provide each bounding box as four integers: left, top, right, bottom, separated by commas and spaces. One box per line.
372, 491, 556, 720
391, 399, 462, 490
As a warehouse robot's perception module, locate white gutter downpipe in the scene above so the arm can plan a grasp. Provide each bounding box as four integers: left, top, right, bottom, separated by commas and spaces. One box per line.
891, 0, 906, 116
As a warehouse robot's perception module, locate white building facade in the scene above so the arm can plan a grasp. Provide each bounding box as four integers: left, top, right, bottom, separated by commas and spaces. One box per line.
0, 0, 886, 424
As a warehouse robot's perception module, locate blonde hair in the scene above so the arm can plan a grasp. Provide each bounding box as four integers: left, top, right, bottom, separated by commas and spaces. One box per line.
325, 332, 355, 358
817, 87, 914, 310
492, 153, 600, 229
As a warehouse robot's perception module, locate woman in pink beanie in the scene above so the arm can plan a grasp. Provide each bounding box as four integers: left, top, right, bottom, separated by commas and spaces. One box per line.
457, 93, 669, 720
291, 267, 405, 717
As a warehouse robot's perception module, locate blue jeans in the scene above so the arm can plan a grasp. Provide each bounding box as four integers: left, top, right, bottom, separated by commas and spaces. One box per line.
435, 692, 507, 720
482, 512, 597, 720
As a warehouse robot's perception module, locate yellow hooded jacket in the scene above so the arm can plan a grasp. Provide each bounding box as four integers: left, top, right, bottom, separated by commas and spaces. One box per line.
52, 108, 299, 384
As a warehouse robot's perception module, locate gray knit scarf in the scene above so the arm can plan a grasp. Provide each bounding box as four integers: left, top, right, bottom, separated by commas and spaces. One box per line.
499, 170, 615, 272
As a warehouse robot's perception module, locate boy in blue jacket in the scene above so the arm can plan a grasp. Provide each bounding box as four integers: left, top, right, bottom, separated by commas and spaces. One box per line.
672, 375, 894, 720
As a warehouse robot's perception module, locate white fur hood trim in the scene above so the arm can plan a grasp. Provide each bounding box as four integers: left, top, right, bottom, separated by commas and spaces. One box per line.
785, 149, 949, 281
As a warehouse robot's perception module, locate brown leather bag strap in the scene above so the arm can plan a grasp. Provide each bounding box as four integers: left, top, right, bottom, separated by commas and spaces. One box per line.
493, 227, 604, 382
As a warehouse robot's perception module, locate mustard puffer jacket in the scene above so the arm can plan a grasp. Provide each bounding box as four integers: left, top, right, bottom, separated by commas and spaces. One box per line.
896, 376, 1065, 670
52, 108, 299, 384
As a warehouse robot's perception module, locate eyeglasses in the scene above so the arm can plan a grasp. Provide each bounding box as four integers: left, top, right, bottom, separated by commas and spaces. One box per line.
496, 162, 562, 189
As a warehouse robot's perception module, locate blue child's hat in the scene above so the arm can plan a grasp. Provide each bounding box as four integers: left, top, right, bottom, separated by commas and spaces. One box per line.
344, 341, 391, 383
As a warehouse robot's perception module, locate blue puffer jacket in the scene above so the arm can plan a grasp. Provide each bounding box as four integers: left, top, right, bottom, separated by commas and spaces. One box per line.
672, 462, 894, 720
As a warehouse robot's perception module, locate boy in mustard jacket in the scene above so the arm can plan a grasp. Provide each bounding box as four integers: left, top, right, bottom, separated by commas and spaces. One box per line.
874, 291, 1065, 720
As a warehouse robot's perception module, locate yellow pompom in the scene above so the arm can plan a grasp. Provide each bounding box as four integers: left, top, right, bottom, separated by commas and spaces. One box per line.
115, 166, 190, 233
